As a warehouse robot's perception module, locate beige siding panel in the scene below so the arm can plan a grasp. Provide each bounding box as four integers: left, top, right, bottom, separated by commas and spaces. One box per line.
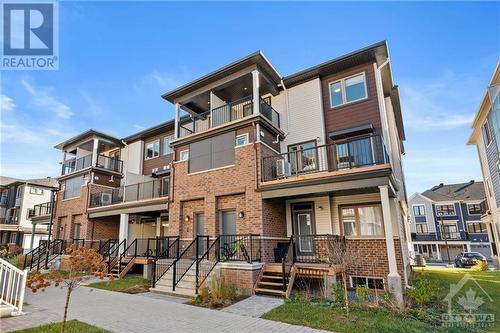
285, 196, 332, 236
330, 193, 381, 235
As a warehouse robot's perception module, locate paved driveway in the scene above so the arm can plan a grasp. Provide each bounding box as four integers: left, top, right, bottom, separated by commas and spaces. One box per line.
2, 287, 329, 333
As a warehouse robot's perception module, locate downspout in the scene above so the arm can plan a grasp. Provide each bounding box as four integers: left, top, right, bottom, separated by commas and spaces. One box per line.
252, 122, 260, 190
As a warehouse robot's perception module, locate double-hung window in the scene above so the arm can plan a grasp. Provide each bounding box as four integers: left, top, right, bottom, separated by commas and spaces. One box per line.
413, 205, 425, 217
163, 135, 174, 155
329, 72, 368, 108
416, 223, 429, 233
341, 204, 384, 237
145, 140, 160, 159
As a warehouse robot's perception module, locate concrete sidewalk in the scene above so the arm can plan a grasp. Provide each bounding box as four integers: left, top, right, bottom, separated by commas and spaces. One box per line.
1, 287, 329, 333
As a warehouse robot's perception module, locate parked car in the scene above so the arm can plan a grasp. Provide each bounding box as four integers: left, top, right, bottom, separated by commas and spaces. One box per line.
454, 252, 487, 268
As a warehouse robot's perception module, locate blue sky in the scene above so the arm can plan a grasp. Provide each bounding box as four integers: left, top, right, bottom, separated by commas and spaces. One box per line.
0, 1, 499, 196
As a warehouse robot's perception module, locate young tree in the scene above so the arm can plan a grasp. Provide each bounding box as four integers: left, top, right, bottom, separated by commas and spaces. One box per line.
324, 237, 359, 313
27, 245, 108, 333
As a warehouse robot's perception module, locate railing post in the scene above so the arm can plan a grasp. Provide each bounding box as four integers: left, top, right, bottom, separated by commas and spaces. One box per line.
147, 239, 150, 259
195, 237, 199, 292
250, 235, 253, 263
172, 261, 176, 291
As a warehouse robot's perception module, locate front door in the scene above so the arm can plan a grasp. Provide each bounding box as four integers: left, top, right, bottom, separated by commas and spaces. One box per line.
292, 203, 314, 256
195, 213, 205, 256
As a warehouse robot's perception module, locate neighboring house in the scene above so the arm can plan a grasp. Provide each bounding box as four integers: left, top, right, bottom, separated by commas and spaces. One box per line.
468, 61, 500, 269
409, 181, 490, 261
48, 41, 410, 302
0, 176, 58, 252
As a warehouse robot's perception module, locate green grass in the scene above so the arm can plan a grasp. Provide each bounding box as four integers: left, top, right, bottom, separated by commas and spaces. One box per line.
86, 276, 150, 293
262, 267, 500, 333
12, 320, 111, 333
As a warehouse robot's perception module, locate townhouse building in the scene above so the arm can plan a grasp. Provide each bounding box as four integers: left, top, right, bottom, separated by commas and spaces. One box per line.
0, 176, 58, 252
45, 41, 409, 303
468, 61, 500, 269
409, 181, 490, 262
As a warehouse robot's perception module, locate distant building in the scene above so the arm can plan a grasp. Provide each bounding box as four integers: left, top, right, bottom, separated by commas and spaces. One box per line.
468, 61, 500, 268
409, 181, 491, 261
0, 176, 58, 252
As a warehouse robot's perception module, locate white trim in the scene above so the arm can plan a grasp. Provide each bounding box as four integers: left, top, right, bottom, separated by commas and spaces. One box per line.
145, 139, 160, 160
235, 133, 249, 146
467, 202, 482, 215
411, 203, 426, 217
179, 149, 189, 161
435, 203, 457, 216
328, 71, 368, 108
259, 140, 280, 154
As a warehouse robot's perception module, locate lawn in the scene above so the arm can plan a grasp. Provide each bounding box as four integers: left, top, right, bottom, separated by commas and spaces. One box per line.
12, 320, 111, 333
86, 275, 150, 294
262, 267, 500, 333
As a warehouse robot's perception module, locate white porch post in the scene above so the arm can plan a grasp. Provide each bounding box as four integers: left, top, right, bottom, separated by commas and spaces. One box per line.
252, 70, 260, 115
466, 243, 471, 252
91, 138, 99, 167
119, 213, 129, 251
174, 103, 181, 139
29, 223, 36, 251
379, 185, 403, 307
436, 244, 442, 260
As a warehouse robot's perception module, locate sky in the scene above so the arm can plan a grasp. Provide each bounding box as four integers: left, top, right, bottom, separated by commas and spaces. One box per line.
0, 1, 499, 196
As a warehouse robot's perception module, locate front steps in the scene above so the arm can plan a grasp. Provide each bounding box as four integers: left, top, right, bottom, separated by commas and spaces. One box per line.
107, 257, 135, 278
254, 263, 296, 297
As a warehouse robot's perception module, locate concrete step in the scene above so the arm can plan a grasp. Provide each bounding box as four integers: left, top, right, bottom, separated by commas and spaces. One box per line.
150, 285, 197, 297
0, 305, 14, 318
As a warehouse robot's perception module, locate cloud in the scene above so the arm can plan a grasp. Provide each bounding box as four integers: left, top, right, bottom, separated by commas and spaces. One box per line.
136, 67, 192, 93
21, 79, 73, 119
0, 94, 16, 112
80, 90, 109, 116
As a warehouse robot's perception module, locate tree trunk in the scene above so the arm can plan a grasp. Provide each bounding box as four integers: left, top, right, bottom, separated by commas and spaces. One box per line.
61, 286, 73, 333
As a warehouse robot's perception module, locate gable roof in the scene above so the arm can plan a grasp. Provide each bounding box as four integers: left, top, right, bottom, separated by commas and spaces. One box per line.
421, 181, 485, 202
54, 129, 123, 150
0, 176, 21, 186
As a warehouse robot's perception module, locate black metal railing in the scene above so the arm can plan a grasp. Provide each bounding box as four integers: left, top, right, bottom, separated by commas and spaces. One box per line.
261, 135, 389, 182
411, 232, 438, 241
196, 237, 220, 293
172, 237, 209, 291
107, 239, 126, 273
260, 98, 280, 128
28, 202, 53, 218
61, 154, 93, 175
152, 237, 180, 288
292, 234, 345, 263
439, 231, 469, 241
219, 234, 260, 263
282, 236, 294, 292
96, 155, 123, 173
89, 178, 169, 208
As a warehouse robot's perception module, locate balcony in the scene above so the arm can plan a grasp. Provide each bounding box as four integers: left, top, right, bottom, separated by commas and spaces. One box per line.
28, 202, 53, 219
61, 154, 123, 176
89, 178, 169, 208
261, 135, 389, 182
411, 231, 469, 242
178, 96, 280, 138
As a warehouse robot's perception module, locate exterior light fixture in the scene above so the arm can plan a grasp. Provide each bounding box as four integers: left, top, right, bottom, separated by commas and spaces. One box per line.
238, 211, 245, 218
184, 216, 190, 222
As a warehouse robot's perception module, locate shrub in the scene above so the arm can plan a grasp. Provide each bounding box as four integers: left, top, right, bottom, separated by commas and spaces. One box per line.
8, 254, 26, 269
471, 261, 488, 271
356, 285, 371, 303
331, 281, 345, 304
196, 275, 237, 308
406, 277, 440, 307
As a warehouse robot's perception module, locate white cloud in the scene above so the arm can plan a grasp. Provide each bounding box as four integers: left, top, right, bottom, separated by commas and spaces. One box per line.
0, 94, 16, 112
80, 90, 109, 116
21, 79, 73, 119
136, 67, 192, 93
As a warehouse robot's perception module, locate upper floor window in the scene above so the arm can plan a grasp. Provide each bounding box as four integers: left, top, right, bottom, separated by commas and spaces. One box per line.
64, 176, 84, 199
180, 150, 189, 161
329, 72, 368, 108
16, 186, 23, 198
483, 121, 492, 146
341, 204, 384, 237
467, 222, 487, 233
467, 203, 481, 215
189, 132, 235, 173
415, 223, 429, 233
236, 133, 249, 146
29, 187, 44, 195
412, 205, 425, 217
145, 140, 160, 159
163, 135, 174, 155
436, 204, 455, 216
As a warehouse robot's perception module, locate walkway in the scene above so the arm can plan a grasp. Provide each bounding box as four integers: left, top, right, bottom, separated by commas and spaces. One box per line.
1, 287, 329, 333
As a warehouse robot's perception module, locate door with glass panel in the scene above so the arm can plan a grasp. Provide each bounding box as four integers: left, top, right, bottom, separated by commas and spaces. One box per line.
292, 203, 315, 256
195, 213, 205, 256
288, 141, 317, 174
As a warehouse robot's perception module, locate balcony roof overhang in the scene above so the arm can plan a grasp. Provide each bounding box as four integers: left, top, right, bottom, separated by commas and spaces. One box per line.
162, 51, 282, 104
54, 129, 123, 151
123, 120, 175, 143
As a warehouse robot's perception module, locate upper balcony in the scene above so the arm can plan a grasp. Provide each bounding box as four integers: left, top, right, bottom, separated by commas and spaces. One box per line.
261, 134, 390, 184
55, 130, 124, 178
28, 202, 53, 220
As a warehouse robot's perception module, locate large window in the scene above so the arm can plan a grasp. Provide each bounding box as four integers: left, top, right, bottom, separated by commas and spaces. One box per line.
64, 176, 84, 199
189, 132, 235, 173
467, 203, 481, 215
163, 135, 174, 155
329, 72, 368, 108
436, 204, 456, 216
145, 140, 160, 159
416, 223, 429, 233
413, 205, 425, 217
467, 222, 487, 233
341, 205, 384, 237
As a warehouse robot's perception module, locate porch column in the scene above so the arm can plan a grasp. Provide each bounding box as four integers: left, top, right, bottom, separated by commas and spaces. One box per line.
435, 244, 442, 260
252, 70, 260, 115
156, 217, 162, 237
91, 138, 99, 167
466, 243, 471, 252
379, 185, 403, 308
119, 213, 129, 251
29, 222, 36, 251
174, 103, 181, 139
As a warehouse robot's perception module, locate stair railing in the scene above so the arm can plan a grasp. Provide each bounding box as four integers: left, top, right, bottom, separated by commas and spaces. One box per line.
0, 258, 28, 315
196, 236, 220, 293
151, 236, 180, 288
282, 235, 295, 292
172, 236, 205, 291
107, 239, 126, 273
117, 239, 138, 276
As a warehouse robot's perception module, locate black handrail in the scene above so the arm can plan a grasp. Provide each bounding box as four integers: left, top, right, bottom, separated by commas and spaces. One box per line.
107, 239, 126, 273
151, 236, 180, 288
196, 237, 220, 293
117, 238, 138, 275
173, 237, 207, 291
282, 236, 294, 292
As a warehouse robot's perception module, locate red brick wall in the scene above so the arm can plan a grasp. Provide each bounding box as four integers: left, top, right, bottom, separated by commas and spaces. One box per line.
219, 267, 262, 295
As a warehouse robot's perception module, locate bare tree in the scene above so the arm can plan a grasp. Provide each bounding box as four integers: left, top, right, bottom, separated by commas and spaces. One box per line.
27, 245, 109, 333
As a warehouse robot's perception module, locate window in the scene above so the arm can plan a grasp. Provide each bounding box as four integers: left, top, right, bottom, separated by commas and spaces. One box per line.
483, 121, 492, 146
236, 133, 249, 146
436, 204, 455, 216
145, 140, 160, 159
64, 176, 84, 199
351, 276, 384, 290
189, 132, 235, 173
29, 187, 44, 195
329, 72, 367, 107
467, 222, 487, 233
163, 135, 174, 155
180, 150, 189, 161
341, 205, 384, 237
416, 223, 429, 233
412, 205, 425, 217
16, 186, 23, 198
468, 203, 481, 215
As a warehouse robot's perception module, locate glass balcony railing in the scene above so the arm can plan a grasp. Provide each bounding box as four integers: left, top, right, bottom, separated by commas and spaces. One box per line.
61, 154, 123, 175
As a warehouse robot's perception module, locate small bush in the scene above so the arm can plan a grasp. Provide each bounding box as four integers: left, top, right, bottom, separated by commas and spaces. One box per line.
195, 275, 237, 308
8, 254, 26, 269
331, 282, 345, 304
406, 277, 440, 307
355, 285, 371, 303
471, 261, 488, 271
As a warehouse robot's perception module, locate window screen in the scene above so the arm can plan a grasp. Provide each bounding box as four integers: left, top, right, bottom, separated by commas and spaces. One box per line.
189, 132, 235, 173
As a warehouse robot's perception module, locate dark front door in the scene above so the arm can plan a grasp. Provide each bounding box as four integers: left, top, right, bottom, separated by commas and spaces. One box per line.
195, 213, 205, 256
292, 203, 315, 256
